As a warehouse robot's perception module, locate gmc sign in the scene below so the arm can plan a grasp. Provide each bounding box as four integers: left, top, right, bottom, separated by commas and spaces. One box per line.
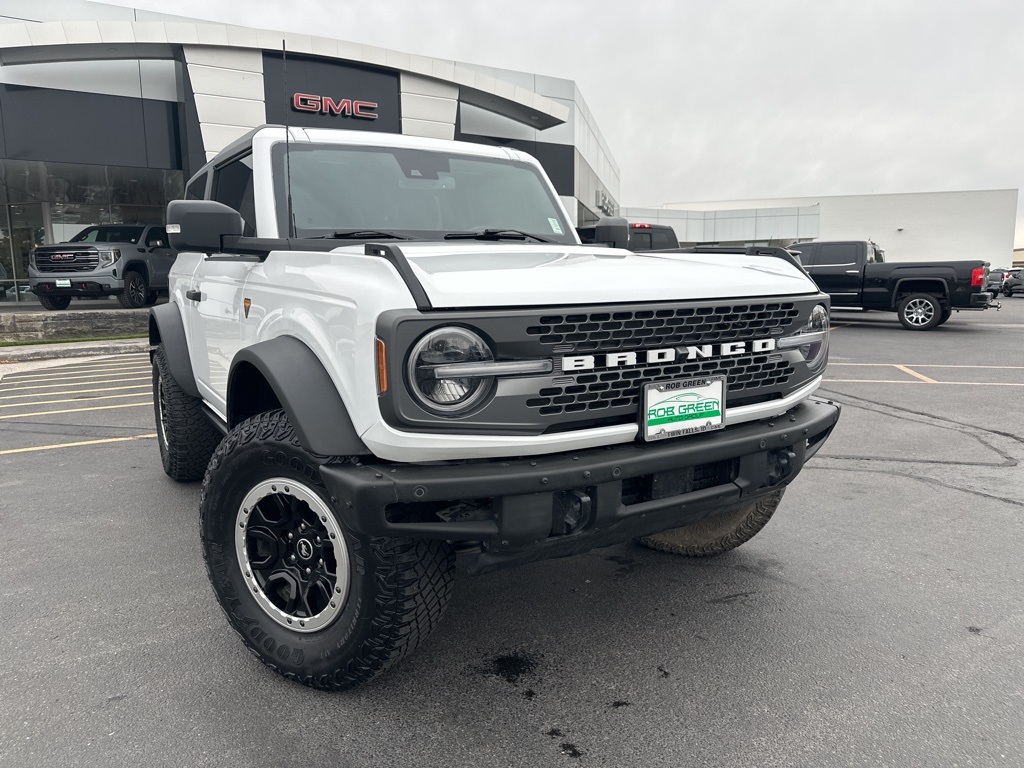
292, 93, 378, 119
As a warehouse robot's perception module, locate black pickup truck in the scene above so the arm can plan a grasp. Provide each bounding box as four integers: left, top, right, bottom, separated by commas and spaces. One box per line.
789, 240, 996, 330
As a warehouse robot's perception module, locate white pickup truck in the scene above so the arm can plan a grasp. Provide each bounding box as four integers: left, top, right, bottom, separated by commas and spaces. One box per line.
150, 125, 840, 690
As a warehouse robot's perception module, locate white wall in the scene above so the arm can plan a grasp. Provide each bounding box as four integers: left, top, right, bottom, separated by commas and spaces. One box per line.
663, 190, 1018, 267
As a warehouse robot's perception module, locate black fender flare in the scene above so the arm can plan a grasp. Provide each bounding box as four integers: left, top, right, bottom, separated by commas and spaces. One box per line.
891, 278, 949, 308
149, 303, 200, 398
228, 336, 369, 457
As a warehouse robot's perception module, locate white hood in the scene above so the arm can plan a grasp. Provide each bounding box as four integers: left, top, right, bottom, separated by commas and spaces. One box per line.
395, 244, 818, 308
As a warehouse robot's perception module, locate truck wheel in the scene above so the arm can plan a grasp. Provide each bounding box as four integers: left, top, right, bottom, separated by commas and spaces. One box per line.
38, 295, 71, 311
152, 346, 221, 481
897, 293, 942, 330
200, 409, 456, 691
118, 270, 148, 309
636, 490, 784, 557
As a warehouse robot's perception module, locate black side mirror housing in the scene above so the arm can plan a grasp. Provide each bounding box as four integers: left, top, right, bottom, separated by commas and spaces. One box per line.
166, 200, 243, 253
576, 216, 629, 250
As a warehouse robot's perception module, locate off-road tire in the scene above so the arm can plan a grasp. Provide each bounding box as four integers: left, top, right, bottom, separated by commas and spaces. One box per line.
118, 270, 148, 309
636, 490, 785, 557
152, 346, 220, 481
200, 409, 456, 691
896, 293, 943, 331
38, 295, 71, 311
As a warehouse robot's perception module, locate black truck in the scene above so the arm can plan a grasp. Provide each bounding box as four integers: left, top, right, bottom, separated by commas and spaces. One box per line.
789, 240, 996, 330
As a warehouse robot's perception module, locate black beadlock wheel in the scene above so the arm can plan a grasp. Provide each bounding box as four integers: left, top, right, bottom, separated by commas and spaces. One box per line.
200, 410, 456, 691
897, 293, 943, 331
38, 295, 71, 311
636, 490, 785, 557
118, 270, 148, 309
152, 346, 221, 481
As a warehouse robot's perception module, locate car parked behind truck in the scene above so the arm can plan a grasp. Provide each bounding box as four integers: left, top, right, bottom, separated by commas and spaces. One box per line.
789, 239, 996, 330
29, 224, 175, 310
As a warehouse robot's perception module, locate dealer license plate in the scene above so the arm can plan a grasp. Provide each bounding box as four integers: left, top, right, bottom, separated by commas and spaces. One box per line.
55, 279, 71, 288
642, 376, 726, 442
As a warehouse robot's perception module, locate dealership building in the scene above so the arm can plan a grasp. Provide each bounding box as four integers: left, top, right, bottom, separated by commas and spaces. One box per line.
0, 1, 1018, 302
0, 0, 621, 300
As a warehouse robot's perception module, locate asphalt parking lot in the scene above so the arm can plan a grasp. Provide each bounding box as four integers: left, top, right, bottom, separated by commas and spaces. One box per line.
1, 300, 1022, 767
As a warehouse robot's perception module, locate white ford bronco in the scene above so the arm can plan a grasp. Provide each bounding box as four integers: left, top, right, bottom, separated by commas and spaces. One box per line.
150, 125, 840, 690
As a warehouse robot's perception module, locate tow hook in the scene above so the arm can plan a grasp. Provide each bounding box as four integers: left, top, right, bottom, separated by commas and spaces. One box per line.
989, 299, 1002, 310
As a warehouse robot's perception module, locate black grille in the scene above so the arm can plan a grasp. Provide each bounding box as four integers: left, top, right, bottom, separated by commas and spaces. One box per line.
35, 251, 98, 273
526, 354, 795, 417
527, 302, 801, 352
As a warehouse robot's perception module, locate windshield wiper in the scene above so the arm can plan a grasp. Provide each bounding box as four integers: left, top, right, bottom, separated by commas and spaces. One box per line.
305, 230, 413, 240
443, 229, 552, 243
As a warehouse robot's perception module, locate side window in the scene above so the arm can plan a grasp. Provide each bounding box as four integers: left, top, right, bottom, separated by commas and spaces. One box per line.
790, 242, 815, 265
185, 173, 208, 200
211, 155, 257, 237
817, 243, 861, 266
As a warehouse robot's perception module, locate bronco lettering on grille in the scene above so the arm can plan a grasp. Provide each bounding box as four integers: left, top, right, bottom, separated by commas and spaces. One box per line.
562, 339, 777, 372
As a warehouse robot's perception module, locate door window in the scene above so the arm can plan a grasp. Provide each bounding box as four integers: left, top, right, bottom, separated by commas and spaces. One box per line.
817, 243, 861, 266
211, 155, 256, 236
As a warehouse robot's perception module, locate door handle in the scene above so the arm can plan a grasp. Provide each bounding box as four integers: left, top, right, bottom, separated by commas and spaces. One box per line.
185, 290, 202, 302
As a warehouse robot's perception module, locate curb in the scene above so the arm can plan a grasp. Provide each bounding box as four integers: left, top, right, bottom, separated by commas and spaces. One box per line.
0, 339, 150, 363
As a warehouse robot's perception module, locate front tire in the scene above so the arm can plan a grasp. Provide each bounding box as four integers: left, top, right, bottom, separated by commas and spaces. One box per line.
201, 410, 456, 690
38, 295, 71, 311
153, 346, 221, 481
897, 293, 943, 330
118, 270, 148, 309
637, 490, 785, 557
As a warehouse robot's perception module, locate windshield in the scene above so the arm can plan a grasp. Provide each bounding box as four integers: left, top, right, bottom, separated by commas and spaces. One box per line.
271, 143, 576, 244
69, 226, 145, 244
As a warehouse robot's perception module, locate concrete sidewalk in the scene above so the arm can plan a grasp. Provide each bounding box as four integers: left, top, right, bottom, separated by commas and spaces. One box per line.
0, 338, 149, 365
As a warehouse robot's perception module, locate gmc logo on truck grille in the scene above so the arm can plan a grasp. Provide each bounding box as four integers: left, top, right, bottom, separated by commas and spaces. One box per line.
50, 253, 76, 261
292, 93, 378, 119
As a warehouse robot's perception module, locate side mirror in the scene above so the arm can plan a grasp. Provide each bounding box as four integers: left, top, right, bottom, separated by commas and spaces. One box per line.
577, 216, 629, 250
166, 200, 242, 253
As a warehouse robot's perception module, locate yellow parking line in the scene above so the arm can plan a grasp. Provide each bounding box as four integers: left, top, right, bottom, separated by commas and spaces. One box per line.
0, 376, 151, 393
0, 433, 157, 456
0, 401, 152, 420
893, 365, 938, 384
0, 392, 153, 409
0, 384, 150, 400
1, 368, 150, 384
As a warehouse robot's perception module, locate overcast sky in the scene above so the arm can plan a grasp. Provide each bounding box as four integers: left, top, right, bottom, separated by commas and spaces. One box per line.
112, 0, 1024, 247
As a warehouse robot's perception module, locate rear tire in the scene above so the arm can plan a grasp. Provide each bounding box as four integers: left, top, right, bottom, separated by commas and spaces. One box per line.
936, 307, 953, 326
201, 410, 456, 691
38, 295, 71, 311
897, 293, 942, 331
153, 345, 221, 481
637, 490, 785, 557
1005, 287, 1014, 298
118, 270, 148, 309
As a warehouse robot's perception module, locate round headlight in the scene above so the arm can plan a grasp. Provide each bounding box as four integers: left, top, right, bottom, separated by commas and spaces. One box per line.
798, 304, 829, 371
407, 327, 495, 415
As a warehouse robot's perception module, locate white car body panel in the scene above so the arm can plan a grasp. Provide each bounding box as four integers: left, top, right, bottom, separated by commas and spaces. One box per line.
173, 125, 825, 462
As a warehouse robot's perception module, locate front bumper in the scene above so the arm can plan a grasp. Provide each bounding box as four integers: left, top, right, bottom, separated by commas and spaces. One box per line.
321, 396, 840, 574
31, 277, 122, 296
